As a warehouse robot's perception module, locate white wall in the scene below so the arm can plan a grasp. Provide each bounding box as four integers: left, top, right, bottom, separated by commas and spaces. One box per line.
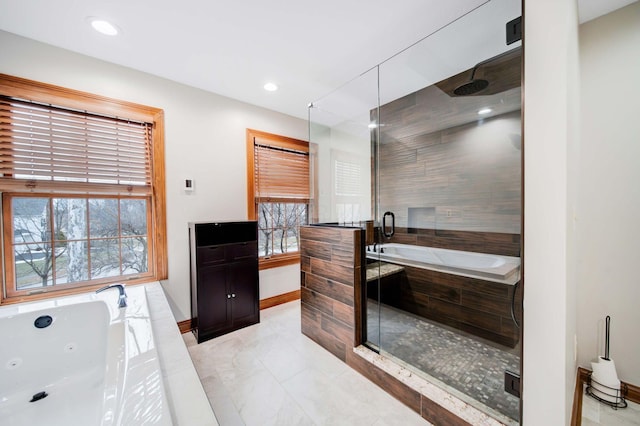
0, 30, 307, 321
523, 0, 580, 424
577, 2, 640, 385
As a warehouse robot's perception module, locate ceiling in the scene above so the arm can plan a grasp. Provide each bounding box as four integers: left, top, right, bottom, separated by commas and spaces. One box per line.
0, 0, 636, 120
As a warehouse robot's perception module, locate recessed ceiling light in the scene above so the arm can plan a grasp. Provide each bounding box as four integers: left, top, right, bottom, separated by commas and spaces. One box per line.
264, 82, 278, 92
90, 19, 119, 36
478, 108, 493, 115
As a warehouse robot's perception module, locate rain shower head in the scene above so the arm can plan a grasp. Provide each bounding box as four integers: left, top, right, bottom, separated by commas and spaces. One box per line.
451, 47, 521, 97
453, 78, 489, 96
453, 58, 489, 96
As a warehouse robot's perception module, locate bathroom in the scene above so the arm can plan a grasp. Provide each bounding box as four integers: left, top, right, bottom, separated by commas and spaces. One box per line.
1, 0, 640, 425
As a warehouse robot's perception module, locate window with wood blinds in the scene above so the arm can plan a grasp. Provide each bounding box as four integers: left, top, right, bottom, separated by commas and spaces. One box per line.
0, 97, 152, 194
246, 129, 309, 269
0, 73, 167, 304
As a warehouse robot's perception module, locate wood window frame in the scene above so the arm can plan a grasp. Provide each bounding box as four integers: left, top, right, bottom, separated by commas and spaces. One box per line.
0, 74, 167, 304
246, 129, 309, 270
3, 193, 155, 299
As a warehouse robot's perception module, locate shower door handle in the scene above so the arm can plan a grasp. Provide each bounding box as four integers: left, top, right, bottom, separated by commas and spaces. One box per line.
382, 211, 395, 238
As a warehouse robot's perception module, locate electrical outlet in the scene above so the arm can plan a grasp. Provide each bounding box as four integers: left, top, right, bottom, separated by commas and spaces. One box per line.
504, 370, 521, 398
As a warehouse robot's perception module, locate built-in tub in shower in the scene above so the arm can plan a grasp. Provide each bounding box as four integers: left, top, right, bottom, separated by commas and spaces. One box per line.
367, 243, 522, 347
371, 243, 520, 285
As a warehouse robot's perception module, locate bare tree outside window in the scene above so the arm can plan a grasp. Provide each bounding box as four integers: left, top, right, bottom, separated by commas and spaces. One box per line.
11, 196, 149, 291
120, 198, 148, 274
13, 198, 67, 289
59, 198, 89, 283
258, 202, 308, 257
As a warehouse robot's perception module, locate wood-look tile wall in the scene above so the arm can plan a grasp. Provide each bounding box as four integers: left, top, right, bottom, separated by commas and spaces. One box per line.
391, 266, 522, 347
300, 225, 364, 361
300, 224, 481, 426
378, 110, 521, 235
385, 226, 520, 257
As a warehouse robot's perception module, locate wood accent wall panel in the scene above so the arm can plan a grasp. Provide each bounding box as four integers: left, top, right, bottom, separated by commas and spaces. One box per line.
386, 226, 520, 257
300, 225, 364, 360
394, 265, 522, 347
378, 110, 521, 235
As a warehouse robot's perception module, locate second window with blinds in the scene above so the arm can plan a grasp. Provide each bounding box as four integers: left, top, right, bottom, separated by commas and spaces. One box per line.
246, 129, 309, 269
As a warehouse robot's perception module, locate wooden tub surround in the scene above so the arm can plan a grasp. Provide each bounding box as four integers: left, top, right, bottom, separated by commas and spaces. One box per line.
396, 266, 521, 347
300, 224, 511, 426
378, 226, 522, 347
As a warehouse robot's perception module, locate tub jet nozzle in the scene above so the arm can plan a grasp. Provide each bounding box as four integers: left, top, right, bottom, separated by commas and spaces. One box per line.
30, 391, 48, 402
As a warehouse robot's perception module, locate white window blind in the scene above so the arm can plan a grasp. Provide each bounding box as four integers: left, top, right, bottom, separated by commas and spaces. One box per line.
0, 96, 152, 194
335, 159, 361, 196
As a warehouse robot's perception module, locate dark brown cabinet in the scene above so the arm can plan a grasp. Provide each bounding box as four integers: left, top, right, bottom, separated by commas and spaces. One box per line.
189, 221, 260, 343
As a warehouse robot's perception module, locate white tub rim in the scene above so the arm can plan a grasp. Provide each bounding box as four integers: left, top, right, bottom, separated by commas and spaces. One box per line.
367, 242, 520, 285
0, 284, 173, 426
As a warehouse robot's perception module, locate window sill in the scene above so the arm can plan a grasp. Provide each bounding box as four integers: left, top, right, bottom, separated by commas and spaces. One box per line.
0, 276, 156, 306
259, 254, 300, 270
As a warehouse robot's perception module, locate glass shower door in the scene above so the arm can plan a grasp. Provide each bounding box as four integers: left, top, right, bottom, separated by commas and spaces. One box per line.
373, 1, 523, 422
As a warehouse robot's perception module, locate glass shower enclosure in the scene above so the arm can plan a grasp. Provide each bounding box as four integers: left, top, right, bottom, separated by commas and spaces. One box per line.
308, 0, 522, 424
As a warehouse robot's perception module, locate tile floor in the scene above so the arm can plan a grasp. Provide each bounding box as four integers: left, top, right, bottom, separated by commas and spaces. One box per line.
183, 299, 640, 426
582, 386, 640, 426
368, 303, 520, 421
184, 300, 431, 426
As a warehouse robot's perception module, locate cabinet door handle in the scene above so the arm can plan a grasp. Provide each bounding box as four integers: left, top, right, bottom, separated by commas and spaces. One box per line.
231, 293, 236, 298
227, 294, 231, 299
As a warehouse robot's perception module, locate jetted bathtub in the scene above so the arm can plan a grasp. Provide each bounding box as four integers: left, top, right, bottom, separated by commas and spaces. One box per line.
369, 243, 520, 285
0, 285, 172, 426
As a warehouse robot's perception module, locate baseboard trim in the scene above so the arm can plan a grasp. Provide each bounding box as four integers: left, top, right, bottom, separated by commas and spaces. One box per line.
260, 289, 301, 310
176, 290, 300, 334
572, 366, 640, 425
627, 381, 640, 405
177, 319, 192, 334
571, 368, 588, 426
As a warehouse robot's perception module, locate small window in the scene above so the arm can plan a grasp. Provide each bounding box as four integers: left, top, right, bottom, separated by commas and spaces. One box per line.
246, 129, 309, 269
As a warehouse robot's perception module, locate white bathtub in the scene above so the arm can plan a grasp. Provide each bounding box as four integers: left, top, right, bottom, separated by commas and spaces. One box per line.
369, 243, 520, 285
0, 285, 172, 426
